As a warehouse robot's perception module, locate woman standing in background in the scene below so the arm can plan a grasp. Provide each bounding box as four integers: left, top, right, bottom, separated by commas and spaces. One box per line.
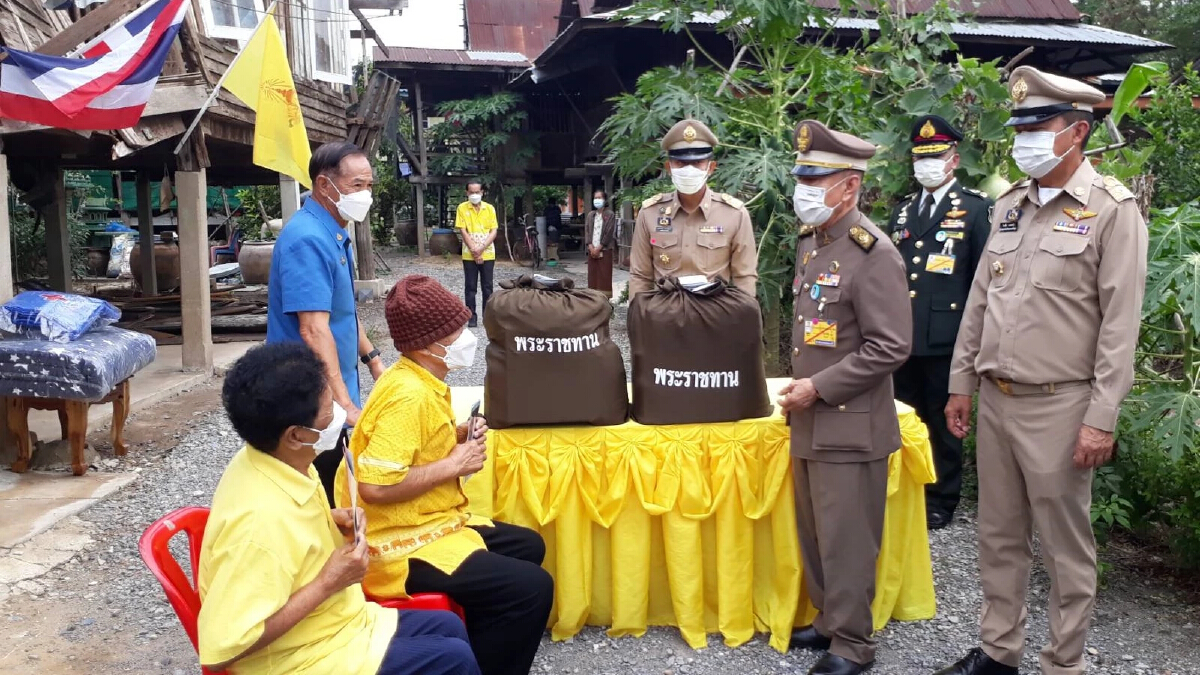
584, 190, 617, 298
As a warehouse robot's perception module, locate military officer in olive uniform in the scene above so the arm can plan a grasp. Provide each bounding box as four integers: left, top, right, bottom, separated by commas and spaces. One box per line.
778, 120, 912, 675
629, 119, 759, 296
887, 115, 992, 531
935, 67, 1147, 675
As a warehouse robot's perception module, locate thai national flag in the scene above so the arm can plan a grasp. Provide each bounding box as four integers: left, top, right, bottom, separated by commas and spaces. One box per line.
0, 0, 189, 130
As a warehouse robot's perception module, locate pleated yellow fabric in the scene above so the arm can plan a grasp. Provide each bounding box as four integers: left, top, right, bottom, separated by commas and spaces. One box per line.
454, 379, 936, 653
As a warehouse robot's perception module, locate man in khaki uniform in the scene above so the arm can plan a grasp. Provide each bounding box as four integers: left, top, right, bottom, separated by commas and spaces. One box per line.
935, 67, 1147, 675
778, 120, 912, 675
629, 119, 758, 296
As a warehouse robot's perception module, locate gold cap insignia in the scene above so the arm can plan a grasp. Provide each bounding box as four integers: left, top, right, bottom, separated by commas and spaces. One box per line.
1011, 77, 1028, 103
683, 125, 697, 142
919, 120, 936, 139
797, 124, 812, 153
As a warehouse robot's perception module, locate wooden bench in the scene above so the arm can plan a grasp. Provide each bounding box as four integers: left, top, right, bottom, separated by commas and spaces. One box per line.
6, 378, 131, 476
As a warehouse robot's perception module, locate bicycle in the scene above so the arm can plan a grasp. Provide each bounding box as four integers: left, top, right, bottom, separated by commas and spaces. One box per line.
511, 215, 542, 270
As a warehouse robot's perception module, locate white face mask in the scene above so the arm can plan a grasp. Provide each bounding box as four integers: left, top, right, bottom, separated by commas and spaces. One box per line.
1012, 125, 1076, 179
468, 193, 483, 206
913, 158, 950, 189
593, 198, 606, 209
325, 177, 372, 223
429, 329, 478, 372
301, 401, 347, 452
670, 164, 710, 195
792, 178, 847, 227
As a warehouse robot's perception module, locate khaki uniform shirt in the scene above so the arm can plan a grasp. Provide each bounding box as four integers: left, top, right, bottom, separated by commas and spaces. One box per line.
629, 189, 758, 296
789, 209, 913, 463
948, 161, 1148, 432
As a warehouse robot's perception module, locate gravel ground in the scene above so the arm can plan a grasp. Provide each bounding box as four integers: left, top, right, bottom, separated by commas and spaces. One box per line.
1, 249, 1198, 674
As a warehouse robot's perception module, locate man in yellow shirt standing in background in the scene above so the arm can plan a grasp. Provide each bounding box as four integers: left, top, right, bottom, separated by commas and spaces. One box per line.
456, 179, 498, 328
199, 342, 480, 675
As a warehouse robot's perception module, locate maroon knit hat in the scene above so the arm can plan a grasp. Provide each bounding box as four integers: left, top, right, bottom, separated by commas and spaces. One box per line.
385, 275, 472, 352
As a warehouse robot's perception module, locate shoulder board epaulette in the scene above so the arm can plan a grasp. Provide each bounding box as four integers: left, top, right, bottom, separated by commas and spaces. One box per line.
1100, 175, 1134, 202
798, 224, 816, 238
849, 226, 877, 252
903, 192, 917, 202
717, 192, 744, 209
641, 194, 664, 209
963, 187, 988, 199
997, 179, 1029, 200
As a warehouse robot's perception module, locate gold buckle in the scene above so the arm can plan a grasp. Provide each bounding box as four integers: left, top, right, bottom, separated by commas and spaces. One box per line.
994, 378, 1013, 396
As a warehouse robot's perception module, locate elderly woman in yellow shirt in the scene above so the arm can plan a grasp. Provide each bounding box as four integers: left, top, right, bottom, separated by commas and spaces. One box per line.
336, 275, 553, 675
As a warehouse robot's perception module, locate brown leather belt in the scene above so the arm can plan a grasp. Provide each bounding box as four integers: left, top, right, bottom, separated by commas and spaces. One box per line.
989, 377, 1090, 396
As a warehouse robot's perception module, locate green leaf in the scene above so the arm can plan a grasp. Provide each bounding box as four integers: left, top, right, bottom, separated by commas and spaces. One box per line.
1110, 61, 1169, 126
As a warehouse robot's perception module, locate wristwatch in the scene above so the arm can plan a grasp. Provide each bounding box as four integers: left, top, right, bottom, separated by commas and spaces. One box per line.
360, 348, 380, 365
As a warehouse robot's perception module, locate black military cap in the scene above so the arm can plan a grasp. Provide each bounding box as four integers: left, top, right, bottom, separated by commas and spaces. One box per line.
910, 115, 963, 156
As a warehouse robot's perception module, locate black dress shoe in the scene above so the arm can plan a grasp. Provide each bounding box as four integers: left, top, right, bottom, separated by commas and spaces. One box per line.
789, 625, 832, 651
808, 653, 872, 675
932, 648, 1018, 675
468, 318, 478, 328
927, 510, 953, 531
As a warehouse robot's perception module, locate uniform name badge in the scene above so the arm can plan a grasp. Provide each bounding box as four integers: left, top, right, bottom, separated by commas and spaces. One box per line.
925, 254, 955, 275
804, 318, 838, 348
699, 226, 724, 234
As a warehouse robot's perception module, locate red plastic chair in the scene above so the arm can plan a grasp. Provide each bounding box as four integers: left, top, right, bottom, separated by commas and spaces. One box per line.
369, 592, 467, 622
140, 507, 465, 675
138, 506, 225, 675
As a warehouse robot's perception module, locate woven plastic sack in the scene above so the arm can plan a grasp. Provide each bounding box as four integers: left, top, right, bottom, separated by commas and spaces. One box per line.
628, 277, 771, 425
0, 291, 121, 343
483, 274, 628, 428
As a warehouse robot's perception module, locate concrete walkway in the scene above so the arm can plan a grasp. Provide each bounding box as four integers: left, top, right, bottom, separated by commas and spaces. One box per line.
0, 341, 256, 550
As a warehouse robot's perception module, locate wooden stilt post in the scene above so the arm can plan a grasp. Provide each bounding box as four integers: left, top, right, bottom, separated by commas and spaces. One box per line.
0, 149, 12, 302
177, 169, 213, 372
42, 167, 71, 292
136, 171, 157, 296
280, 174, 301, 221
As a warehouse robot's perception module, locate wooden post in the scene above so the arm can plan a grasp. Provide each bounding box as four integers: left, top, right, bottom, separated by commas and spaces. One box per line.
355, 215, 375, 281
136, 171, 157, 296
414, 185, 427, 255
42, 167, 71, 292
414, 79, 428, 256
177, 170, 213, 372
603, 173, 614, 202
583, 176, 593, 211
280, 174, 301, 221
0, 150, 12, 302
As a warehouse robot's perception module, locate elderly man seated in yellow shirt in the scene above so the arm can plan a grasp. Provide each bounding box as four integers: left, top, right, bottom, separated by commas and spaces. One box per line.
336, 275, 553, 675
197, 342, 481, 675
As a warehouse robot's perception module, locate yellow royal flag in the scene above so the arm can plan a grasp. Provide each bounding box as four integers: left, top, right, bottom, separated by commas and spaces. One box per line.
221, 14, 312, 188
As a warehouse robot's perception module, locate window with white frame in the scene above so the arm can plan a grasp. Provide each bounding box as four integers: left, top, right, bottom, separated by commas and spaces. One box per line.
199, 0, 262, 40
309, 0, 350, 84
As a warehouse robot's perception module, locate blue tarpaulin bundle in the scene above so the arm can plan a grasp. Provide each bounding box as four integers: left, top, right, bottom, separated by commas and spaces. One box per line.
0, 291, 121, 343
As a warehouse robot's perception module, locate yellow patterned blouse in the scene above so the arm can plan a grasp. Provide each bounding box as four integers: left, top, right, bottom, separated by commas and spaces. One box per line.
335, 358, 492, 599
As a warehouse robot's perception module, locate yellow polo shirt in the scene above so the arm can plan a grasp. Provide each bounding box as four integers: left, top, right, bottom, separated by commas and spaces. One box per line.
335, 358, 492, 599
455, 201, 497, 261
198, 447, 397, 675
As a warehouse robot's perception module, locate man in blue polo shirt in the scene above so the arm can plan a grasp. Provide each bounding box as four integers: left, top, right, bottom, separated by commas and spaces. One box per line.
267, 141, 386, 502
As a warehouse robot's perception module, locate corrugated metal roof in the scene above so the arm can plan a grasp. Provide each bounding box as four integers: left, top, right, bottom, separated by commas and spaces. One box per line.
374, 46, 531, 68
465, 0, 572, 59
834, 17, 1170, 48
811, 0, 1080, 21
585, 9, 1169, 49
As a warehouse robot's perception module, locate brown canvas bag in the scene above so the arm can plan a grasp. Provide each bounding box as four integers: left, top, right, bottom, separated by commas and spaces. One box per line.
628, 277, 771, 425
483, 274, 628, 428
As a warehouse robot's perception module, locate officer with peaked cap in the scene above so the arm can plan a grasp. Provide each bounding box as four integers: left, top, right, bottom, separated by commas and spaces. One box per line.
887, 115, 992, 531
777, 120, 911, 675
629, 119, 758, 297
935, 67, 1147, 675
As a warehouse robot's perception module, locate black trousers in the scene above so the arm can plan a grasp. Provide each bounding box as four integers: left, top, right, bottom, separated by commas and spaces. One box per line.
407, 522, 553, 675
893, 354, 962, 516
311, 429, 351, 506
464, 260, 495, 321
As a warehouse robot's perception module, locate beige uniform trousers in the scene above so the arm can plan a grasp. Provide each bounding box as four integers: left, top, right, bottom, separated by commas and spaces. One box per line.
793, 457, 889, 665
977, 378, 1096, 675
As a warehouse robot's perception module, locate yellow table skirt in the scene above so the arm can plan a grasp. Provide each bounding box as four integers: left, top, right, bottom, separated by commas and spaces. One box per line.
451, 378, 937, 653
